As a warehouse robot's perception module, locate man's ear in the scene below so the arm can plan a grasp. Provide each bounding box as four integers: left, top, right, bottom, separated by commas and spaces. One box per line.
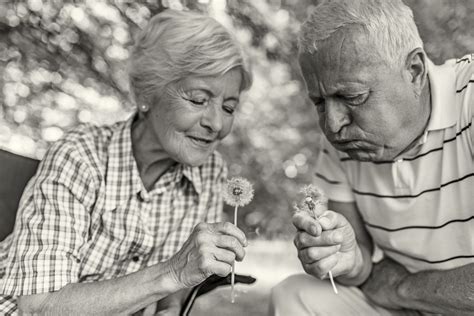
404, 48, 428, 97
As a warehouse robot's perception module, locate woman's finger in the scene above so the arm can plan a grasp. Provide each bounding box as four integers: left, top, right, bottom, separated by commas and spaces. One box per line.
214, 235, 245, 261
208, 222, 248, 247
212, 247, 238, 264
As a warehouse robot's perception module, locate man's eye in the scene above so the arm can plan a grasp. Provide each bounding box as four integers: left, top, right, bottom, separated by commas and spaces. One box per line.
343, 93, 369, 105
311, 98, 326, 112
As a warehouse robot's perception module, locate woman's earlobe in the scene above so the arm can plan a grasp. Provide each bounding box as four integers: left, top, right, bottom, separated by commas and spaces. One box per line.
139, 104, 149, 112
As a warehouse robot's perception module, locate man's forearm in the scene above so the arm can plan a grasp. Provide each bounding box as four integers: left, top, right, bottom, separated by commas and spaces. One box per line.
397, 263, 474, 314
18, 261, 183, 315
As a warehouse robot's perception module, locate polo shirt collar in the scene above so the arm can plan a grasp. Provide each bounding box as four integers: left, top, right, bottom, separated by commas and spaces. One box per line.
425, 58, 457, 131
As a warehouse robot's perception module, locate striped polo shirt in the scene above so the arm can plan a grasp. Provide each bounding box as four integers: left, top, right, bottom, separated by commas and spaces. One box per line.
314, 54, 474, 273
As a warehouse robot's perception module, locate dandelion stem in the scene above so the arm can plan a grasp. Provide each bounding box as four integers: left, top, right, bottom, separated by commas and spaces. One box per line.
328, 271, 338, 294
231, 205, 239, 303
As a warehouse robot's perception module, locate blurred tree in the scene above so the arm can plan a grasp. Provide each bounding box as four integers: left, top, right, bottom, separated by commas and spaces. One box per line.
1, 0, 473, 238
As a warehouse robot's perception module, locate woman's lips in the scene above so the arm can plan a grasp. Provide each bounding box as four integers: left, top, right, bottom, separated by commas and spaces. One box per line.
187, 135, 215, 147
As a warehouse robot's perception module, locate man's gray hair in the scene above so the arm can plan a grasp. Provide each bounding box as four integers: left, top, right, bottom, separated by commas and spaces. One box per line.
298, 0, 423, 68
129, 10, 252, 104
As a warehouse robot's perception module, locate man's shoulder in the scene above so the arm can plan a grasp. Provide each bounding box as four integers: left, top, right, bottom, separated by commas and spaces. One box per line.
444, 54, 474, 92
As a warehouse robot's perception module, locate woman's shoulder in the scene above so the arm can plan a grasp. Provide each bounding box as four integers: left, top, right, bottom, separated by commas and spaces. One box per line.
41, 121, 126, 180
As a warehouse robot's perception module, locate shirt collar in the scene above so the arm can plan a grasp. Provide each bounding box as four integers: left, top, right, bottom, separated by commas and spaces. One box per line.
103, 113, 203, 211
425, 58, 457, 131
182, 165, 202, 195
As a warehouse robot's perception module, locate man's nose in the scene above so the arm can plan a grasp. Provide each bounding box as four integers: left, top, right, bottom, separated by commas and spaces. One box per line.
201, 103, 223, 133
324, 100, 350, 134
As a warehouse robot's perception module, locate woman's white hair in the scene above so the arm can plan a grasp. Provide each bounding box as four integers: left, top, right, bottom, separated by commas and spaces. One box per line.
298, 0, 423, 68
129, 10, 252, 105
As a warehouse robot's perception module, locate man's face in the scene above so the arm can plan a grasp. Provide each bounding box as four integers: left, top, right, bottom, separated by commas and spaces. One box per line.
299, 28, 427, 161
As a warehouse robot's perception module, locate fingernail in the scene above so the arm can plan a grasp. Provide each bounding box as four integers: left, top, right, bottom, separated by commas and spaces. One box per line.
310, 225, 319, 235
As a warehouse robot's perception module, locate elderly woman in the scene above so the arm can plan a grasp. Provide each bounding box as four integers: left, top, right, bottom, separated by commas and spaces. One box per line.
0, 10, 252, 315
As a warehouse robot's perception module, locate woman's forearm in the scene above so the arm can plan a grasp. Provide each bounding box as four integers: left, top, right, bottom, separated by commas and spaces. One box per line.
18, 261, 183, 315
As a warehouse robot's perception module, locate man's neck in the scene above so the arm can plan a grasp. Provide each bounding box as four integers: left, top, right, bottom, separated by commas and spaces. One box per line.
398, 78, 432, 157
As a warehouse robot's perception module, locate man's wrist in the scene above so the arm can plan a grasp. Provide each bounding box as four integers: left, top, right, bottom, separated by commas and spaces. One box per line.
337, 245, 371, 286
345, 246, 365, 279
395, 274, 412, 305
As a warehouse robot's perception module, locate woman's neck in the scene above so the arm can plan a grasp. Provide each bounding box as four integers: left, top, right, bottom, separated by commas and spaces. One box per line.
131, 115, 176, 191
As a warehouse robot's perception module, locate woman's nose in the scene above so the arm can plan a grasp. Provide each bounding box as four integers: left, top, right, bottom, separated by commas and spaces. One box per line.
201, 103, 223, 133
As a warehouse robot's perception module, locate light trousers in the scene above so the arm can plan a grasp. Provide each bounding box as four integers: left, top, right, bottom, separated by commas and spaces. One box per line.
269, 274, 421, 316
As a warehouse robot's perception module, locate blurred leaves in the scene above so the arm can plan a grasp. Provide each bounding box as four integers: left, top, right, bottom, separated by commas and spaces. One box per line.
0, 0, 473, 238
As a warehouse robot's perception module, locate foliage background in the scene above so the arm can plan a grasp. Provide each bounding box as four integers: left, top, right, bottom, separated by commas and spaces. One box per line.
1, 0, 473, 238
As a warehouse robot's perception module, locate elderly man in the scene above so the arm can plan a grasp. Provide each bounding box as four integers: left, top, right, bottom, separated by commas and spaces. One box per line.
271, 0, 473, 315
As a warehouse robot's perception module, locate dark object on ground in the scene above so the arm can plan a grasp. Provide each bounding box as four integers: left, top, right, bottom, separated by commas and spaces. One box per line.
0, 149, 39, 241
181, 274, 257, 316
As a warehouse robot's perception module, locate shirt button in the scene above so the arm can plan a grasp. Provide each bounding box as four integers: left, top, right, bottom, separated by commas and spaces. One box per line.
132, 256, 140, 262
139, 190, 150, 202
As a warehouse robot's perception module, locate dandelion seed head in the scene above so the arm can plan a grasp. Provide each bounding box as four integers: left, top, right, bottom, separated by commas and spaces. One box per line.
223, 177, 254, 207
294, 184, 328, 218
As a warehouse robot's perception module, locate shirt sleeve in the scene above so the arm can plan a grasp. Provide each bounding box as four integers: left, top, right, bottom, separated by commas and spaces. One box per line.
313, 135, 355, 203
1, 140, 96, 296
205, 153, 227, 223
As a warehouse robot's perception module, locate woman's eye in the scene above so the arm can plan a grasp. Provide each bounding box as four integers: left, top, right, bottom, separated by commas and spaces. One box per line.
223, 105, 235, 115
187, 98, 208, 106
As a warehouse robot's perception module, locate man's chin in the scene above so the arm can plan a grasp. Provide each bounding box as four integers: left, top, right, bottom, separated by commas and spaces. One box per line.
343, 149, 382, 162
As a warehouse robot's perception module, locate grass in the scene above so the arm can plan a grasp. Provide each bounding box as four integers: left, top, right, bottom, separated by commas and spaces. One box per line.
191, 239, 304, 316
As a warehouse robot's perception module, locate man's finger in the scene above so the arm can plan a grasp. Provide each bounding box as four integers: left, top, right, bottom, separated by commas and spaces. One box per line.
292, 212, 322, 236
297, 245, 341, 264
318, 211, 348, 231
303, 255, 338, 279
295, 230, 343, 248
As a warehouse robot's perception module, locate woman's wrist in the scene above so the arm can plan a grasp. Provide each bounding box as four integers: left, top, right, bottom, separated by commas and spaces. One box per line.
147, 260, 185, 297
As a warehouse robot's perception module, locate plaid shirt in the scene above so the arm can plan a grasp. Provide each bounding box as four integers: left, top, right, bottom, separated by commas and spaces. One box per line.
0, 114, 226, 315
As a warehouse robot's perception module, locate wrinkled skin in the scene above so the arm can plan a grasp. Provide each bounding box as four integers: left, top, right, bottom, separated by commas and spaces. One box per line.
299, 27, 430, 162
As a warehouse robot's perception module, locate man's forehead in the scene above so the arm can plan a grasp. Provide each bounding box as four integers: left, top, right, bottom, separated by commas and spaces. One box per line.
298, 28, 382, 94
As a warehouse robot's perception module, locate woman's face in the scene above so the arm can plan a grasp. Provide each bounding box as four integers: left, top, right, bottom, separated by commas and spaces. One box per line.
145, 68, 242, 167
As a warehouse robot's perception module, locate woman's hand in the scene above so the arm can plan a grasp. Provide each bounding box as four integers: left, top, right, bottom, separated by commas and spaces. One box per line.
166, 222, 248, 289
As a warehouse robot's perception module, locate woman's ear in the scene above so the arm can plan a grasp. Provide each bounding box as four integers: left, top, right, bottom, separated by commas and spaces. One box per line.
405, 48, 428, 97
138, 104, 149, 113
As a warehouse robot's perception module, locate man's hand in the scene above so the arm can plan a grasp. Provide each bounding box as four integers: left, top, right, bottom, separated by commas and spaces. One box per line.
292, 210, 362, 279
166, 222, 248, 289
360, 258, 409, 310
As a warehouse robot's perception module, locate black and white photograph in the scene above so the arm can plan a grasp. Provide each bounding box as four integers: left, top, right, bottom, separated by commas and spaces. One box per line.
0, 0, 473, 315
